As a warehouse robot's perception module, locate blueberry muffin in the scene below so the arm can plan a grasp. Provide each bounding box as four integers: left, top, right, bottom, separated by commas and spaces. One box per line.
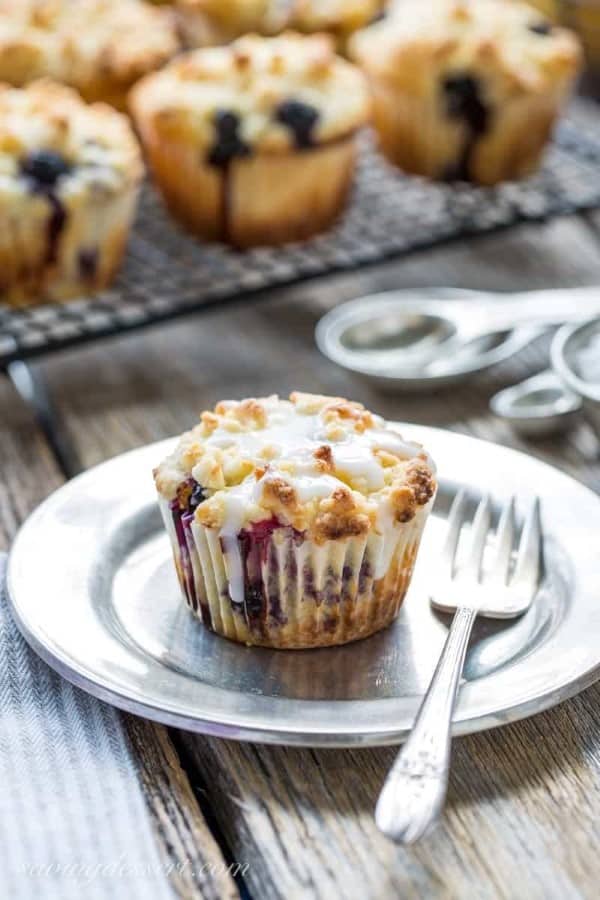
176, 0, 296, 48
524, 0, 600, 70
0, 0, 180, 110
351, 0, 582, 185
176, 0, 388, 53
0, 81, 143, 306
131, 33, 370, 247
154, 392, 436, 649
292, 0, 388, 53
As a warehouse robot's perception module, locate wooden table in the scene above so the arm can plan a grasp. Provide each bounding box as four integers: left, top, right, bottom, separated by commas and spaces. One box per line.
2, 211, 600, 900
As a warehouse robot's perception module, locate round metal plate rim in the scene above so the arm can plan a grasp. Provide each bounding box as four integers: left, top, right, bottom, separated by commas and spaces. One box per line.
8, 427, 600, 747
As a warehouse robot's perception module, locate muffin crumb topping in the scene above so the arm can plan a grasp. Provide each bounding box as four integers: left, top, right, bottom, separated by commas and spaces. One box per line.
155, 393, 436, 549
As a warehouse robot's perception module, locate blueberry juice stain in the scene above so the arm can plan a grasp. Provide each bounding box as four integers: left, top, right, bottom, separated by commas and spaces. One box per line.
208, 110, 250, 167
207, 110, 251, 242
20, 150, 72, 265
442, 74, 490, 182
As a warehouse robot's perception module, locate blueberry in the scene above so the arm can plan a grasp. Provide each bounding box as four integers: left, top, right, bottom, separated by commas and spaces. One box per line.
20, 150, 72, 189
188, 482, 206, 512
443, 74, 489, 136
215, 110, 240, 135
175, 478, 206, 514
275, 99, 319, 149
529, 21, 553, 36
208, 109, 251, 167
244, 583, 264, 621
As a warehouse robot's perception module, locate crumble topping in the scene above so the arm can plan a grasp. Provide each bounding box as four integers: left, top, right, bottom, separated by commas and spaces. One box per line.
130, 32, 371, 156
154, 392, 436, 545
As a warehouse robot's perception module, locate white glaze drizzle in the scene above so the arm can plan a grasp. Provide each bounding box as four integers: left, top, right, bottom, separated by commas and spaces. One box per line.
189, 398, 433, 598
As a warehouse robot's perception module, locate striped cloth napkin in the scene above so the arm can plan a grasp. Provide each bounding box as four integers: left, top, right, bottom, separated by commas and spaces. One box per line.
0, 554, 173, 900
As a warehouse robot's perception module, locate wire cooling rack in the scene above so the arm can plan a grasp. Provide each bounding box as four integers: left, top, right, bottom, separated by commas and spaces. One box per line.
2, 103, 600, 369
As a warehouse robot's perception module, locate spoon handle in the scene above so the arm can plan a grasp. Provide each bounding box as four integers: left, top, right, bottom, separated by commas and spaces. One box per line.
375, 606, 477, 844
481, 286, 600, 331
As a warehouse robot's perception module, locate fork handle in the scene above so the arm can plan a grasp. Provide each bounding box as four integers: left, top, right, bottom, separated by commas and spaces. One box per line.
375, 606, 477, 844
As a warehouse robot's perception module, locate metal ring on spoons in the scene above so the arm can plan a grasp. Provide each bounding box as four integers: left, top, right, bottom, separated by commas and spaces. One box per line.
315, 286, 600, 391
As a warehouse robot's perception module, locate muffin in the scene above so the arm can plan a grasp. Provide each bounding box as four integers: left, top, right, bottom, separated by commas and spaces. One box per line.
0, 0, 180, 110
131, 33, 371, 247
154, 392, 436, 649
176, 0, 388, 53
292, 0, 388, 53
176, 0, 296, 48
0, 80, 143, 307
351, 0, 582, 185
524, 0, 600, 70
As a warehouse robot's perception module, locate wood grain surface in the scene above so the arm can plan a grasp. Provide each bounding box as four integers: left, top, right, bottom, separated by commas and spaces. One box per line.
2, 213, 600, 899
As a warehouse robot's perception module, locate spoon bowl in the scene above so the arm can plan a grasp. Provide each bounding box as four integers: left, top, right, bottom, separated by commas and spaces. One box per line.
316, 286, 600, 391
339, 311, 456, 357
316, 289, 540, 389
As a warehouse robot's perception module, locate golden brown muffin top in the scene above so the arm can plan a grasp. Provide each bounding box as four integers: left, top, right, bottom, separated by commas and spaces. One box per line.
0, 0, 179, 92
351, 0, 581, 94
131, 32, 370, 158
154, 392, 436, 544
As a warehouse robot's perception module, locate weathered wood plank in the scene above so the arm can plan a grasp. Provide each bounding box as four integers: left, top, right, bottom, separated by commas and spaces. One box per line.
0, 377, 239, 900
124, 718, 240, 900
29, 213, 600, 899
180, 708, 600, 900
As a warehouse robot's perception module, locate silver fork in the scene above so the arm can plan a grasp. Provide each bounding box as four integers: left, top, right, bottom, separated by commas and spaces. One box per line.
375, 491, 542, 844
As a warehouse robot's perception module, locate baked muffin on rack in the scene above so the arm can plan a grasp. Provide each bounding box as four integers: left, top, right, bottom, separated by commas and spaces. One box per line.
351, 0, 582, 185
131, 32, 371, 247
0, 0, 180, 110
177, 0, 388, 52
155, 392, 436, 649
292, 0, 388, 53
0, 81, 143, 307
176, 0, 296, 48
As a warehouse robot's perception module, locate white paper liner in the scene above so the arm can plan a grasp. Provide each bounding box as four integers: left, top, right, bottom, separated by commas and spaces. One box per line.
160, 495, 433, 649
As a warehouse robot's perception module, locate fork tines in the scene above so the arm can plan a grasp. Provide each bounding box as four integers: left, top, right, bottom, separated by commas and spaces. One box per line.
434, 491, 542, 618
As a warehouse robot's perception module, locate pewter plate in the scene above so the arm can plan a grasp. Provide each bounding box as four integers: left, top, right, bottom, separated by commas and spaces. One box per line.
7, 427, 600, 746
